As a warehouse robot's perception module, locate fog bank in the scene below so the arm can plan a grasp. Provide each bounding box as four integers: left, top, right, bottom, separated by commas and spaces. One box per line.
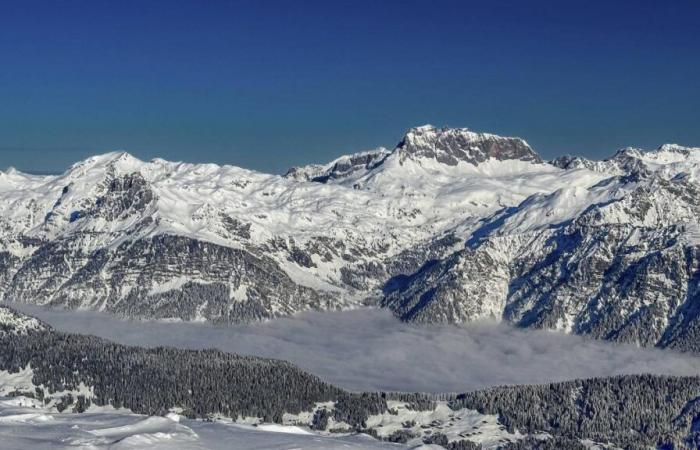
10, 304, 700, 393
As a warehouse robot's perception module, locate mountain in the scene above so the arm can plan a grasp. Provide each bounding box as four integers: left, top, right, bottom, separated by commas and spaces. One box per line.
1, 125, 699, 350
383, 142, 700, 351
2, 305, 700, 449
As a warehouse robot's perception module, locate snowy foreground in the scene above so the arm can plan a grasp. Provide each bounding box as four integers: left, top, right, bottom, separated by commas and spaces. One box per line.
0, 395, 523, 450
0, 396, 407, 450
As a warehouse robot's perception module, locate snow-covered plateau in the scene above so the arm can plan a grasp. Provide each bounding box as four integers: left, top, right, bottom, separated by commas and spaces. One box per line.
2, 125, 700, 349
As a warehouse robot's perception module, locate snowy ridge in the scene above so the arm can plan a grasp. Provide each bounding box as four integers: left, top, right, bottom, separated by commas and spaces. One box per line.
552, 143, 700, 180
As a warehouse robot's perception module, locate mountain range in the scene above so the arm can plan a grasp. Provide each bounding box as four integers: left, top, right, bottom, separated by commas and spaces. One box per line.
2, 125, 699, 350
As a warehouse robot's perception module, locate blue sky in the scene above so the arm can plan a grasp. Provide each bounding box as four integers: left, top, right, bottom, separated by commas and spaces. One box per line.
1, 0, 699, 174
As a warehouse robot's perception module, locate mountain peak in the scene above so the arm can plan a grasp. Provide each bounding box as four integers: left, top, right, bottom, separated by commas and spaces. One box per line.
283, 125, 544, 184
65, 151, 146, 178
396, 125, 542, 166
86, 151, 142, 166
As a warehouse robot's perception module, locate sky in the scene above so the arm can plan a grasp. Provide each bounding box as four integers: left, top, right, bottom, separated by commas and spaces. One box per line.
1, 0, 699, 174
14, 305, 700, 393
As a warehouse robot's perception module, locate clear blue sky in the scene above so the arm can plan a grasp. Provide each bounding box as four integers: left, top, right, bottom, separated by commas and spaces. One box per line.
1, 0, 699, 174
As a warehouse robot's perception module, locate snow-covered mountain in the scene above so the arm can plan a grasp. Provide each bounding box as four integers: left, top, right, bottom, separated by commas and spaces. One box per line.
1, 125, 699, 349
383, 140, 700, 350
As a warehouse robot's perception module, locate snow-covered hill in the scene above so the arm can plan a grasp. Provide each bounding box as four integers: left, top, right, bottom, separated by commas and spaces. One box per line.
1, 125, 699, 348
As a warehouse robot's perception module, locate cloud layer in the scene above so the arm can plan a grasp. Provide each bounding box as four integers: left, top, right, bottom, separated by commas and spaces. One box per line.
11, 304, 700, 393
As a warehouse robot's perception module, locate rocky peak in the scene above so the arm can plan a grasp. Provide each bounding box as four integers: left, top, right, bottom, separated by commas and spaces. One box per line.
394, 125, 542, 166
609, 147, 644, 162
284, 147, 390, 182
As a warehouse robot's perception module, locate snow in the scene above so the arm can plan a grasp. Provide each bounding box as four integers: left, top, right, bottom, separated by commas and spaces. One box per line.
680, 222, 700, 245
580, 438, 622, 449
0, 364, 99, 412
285, 146, 390, 182
0, 395, 403, 450
365, 401, 523, 448
148, 277, 210, 296
0, 366, 35, 396
256, 423, 314, 435
280, 400, 525, 449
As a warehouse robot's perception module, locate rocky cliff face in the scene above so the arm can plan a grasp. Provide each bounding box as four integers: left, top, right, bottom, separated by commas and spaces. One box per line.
394, 125, 541, 166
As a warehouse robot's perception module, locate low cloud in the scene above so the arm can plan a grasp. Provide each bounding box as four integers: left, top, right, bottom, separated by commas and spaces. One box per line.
11, 304, 700, 393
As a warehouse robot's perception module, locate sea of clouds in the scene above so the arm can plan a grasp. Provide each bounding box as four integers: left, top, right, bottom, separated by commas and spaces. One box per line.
11, 304, 700, 393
